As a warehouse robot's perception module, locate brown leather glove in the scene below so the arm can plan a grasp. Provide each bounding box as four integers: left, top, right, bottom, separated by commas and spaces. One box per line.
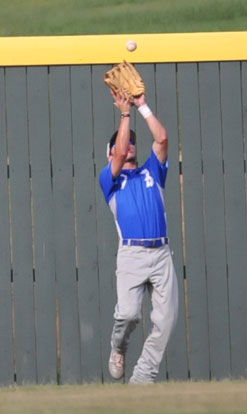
104, 61, 145, 103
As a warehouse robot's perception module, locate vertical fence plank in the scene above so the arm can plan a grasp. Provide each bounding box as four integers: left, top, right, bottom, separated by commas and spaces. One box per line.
71, 65, 102, 382
49, 66, 81, 383
242, 62, 247, 164
5, 67, 37, 384
243, 63, 247, 261
135, 64, 156, 165
177, 63, 210, 379
220, 61, 247, 378
92, 64, 119, 382
0, 69, 14, 385
156, 63, 188, 380
198, 62, 231, 379
27, 67, 57, 383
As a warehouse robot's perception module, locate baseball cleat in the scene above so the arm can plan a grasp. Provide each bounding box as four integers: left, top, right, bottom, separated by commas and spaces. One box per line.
108, 350, 124, 379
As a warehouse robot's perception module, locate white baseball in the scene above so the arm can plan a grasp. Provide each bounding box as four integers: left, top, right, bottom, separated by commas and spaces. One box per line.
126, 40, 137, 52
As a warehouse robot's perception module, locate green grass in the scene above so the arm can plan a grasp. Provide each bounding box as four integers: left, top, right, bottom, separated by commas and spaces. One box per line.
0, 0, 247, 36
0, 381, 247, 414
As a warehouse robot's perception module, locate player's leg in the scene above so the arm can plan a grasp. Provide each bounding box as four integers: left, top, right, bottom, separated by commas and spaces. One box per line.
111, 245, 147, 354
109, 245, 147, 379
129, 245, 178, 383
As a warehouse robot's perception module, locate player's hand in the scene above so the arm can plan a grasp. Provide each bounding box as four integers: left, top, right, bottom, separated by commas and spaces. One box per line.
111, 89, 131, 114
133, 93, 146, 108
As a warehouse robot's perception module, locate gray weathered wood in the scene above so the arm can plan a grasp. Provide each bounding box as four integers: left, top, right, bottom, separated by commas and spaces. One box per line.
220, 61, 247, 378
0, 68, 14, 385
27, 67, 57, 383
92, 64, 118, 382
177, 63, 210, 379
156, 63, 188, 380
49, 66, 81, 383
242, 62, 247, 166
242, 62, 247, 240
135, 64, 156, 165
71, 65, 102, 382
198, 62, 231, 379
5, 67, 37, 384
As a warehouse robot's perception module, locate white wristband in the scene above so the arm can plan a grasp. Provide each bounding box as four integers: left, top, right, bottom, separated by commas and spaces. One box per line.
138, 104, 152, 119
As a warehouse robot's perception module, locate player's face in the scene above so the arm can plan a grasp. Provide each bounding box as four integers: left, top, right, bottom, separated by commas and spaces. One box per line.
126, 141, 136, 161
110, 141, 136, 159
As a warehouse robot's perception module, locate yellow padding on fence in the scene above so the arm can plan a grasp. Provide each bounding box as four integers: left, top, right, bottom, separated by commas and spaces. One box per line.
0, 31, 247, 66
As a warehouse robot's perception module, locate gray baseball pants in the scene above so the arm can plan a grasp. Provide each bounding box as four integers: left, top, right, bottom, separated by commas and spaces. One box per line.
111, 243, 178, 383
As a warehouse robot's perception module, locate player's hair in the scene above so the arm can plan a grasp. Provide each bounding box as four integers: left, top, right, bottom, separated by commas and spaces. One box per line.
109, 129, 136, 150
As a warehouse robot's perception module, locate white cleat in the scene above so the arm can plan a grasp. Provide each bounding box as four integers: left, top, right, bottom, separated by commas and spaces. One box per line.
108, 350, 124, 380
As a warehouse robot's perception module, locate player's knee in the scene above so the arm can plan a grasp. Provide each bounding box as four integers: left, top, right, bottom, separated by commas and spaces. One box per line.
124, 306, 141, 325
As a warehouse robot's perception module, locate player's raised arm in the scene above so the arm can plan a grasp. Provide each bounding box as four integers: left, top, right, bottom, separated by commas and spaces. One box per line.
133, 94, 168, 164
109, 90, 131, 179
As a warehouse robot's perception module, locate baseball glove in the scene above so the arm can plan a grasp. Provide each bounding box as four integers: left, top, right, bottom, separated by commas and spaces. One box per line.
104, 61, 145, 103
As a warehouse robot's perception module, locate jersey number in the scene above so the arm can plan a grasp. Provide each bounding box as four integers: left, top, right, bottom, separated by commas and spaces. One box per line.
120, 169, 154, 190
120, 174, 128, 190
141, 169, 154, 188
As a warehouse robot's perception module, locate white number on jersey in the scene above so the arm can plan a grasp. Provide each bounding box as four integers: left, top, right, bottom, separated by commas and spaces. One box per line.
141, 169, 154, 188
120, 174, 128, 190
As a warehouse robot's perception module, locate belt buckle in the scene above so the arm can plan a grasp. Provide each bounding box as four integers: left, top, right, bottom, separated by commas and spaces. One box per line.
152, 240, 156, 248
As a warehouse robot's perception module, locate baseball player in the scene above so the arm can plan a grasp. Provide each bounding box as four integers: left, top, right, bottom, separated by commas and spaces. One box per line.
99, 91, 178, 384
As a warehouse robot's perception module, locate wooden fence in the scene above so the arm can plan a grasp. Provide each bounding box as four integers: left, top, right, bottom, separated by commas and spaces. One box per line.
0, 33, 247, 385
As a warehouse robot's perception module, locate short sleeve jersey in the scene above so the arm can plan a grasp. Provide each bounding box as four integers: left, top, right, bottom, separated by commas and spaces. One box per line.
99, 149, 168, 239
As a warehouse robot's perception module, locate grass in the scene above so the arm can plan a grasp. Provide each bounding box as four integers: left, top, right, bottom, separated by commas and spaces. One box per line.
0, 0, 247, 36
0, 381, 247, 414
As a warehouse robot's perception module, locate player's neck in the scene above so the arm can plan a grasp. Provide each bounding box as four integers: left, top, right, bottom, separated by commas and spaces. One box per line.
123, 158, 137, 170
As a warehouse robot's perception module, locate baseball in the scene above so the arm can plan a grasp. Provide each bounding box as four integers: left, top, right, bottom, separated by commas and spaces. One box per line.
126, 40, 137, 52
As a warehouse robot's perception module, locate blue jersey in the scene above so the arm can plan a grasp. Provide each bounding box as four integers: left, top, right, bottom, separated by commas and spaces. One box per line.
99, 149, 168, 239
